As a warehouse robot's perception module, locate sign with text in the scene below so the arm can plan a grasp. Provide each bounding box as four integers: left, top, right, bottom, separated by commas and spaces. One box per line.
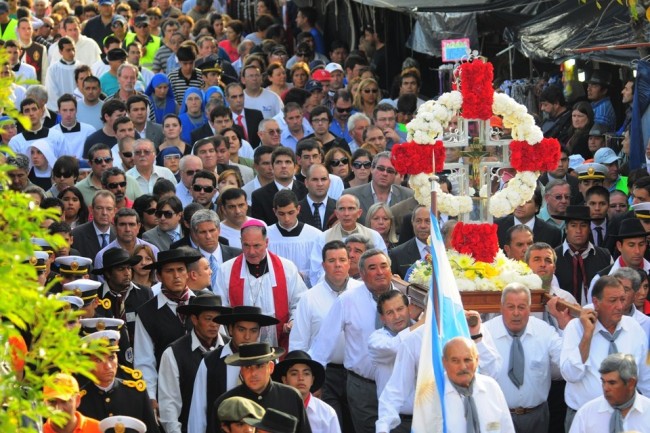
441, 38, 471, 63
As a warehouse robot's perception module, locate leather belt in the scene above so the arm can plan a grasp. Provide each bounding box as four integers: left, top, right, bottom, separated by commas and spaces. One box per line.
509, 403, 544, 415
347, 369, 375, 384
327, 363, 345, 369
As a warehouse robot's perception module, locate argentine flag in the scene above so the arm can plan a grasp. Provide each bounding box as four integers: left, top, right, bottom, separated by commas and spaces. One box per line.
411, 212, 470, 433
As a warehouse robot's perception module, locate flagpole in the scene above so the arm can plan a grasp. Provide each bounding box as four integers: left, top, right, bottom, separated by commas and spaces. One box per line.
430, 149, 441, 332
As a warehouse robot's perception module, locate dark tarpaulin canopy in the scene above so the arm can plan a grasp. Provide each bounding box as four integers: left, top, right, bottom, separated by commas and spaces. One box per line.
505, 0, 644, 66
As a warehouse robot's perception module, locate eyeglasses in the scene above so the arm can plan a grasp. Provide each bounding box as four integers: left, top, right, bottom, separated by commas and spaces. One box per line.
551, 194, 570, 201
312, 117, 329, 124
336, 107, 352, 113
155, 210, 177, 219
92, 157, 113, 165
107, 181, 127, 189
185, 170, 197, 177
193, 184, 215, 193
352, 161, 372, 169
144, 207, 157, 215
330, 157, 349, 167
363, 88, 379, 94
135, 150, 153, 156
265, 129, 281, 135
374, 165, 397, 175
111, 22, 124, 28
121, 151, 133, 158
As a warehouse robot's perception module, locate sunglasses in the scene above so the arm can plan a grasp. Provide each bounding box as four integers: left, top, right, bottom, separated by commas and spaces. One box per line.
144, 207, 157, 215
551, 194, 570, 201
265, 129, 282, 135
121, 151, 133, 158
330, 157, 349, 167
92, 157, 113, 165
374, 165, 397, 175
107, 181, 127, 189
352, 161, 372, 169
155, 210, 177, 219
336, 107, 352, 113
363, 88, 379, 94
193, 184, 215, 193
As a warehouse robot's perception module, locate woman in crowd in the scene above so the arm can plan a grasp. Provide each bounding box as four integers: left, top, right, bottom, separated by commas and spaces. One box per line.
218, 169, 243, 193
132, 194, 158, 237
353, 77, 380, 119
565, 101, 594, 160
58, 186, 89, 229
366, 202, 398, 250
290, 62, 309, 89
347, 148, 373, 188
221, 127, 253, 169
132, 244, 157, 289
159, 114, 191, 155
219, 19, 244, 62
209, 13, 226, 41
266, 62, 289, 97
324, 148, 352, 187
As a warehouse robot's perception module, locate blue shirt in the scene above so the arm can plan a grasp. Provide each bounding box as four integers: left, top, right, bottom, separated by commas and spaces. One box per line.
591, 97, 617, 132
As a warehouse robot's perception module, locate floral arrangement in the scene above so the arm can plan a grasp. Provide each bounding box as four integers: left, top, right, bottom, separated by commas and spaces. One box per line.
406, 91, 462, 144
459, 59, 494, 120
492, 92, 544, 144
450, 221, 499, 263
488, 171, 539, 218
408, 249, 542, 292
509, 138, 562, 172
409, 174, 473, 216
391, 141, 446, 175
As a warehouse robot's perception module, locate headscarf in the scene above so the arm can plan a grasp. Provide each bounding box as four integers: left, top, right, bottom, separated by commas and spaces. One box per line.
27, 139, 56, 173
203, 86, 225, 107
179, 87, 207, 144
145, 73, 176, 123
156, 146, 182, 167
179, 87, 206, 115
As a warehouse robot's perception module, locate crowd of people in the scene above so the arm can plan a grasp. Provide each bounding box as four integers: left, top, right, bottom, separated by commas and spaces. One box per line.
2, 0, 650, 432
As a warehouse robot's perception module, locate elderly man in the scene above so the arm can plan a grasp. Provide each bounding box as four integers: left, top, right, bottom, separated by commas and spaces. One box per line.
210, 343, 311, 433
6, 153, 30, 192
290, 241, 362, 433
483, 283, 562, 433
133, 248, 202, 414
560, 275, 650, 430
175, 155, 203, 207
158, 294, 230, 433
126, 139, 177, 194
189, 306, 280, 433
105, 63, 155, 122
342, 151, 413, 222
257, 118, 283, 148
552, 205, 612, 305
310, 249, 395, 433
611, 267, 650, 338
569, 353, 650, 433
539, 179, 572, 229
190, 209, 241, 290
442, 337, 515, 433
345, 234, 373, 280
347, 112, 371, 153
389, 205, 431, 278
215, 219, 308, 349
309, 194, 386, 284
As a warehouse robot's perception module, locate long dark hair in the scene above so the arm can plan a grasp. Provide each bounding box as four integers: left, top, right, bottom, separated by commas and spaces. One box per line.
58, 186, 89, 224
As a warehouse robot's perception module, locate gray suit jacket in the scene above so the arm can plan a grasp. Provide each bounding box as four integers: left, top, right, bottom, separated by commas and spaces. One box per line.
145, 121, 164, 148
342, 183, 414, 223
142, 226, 174, 251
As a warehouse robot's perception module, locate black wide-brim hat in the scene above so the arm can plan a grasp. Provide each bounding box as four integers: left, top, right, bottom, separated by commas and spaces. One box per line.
177, 293, 232, 315
224, 342, 285, 366
143, 248, 201, 270
551, 205, 592, 222
610, 218, 650, 240
244, 408, 298, 433
92, 248, 142, 274
213, 305, 280, 327
271, 350, 325, 392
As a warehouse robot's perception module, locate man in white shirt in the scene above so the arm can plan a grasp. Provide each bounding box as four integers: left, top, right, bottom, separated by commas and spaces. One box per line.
49, 16, 101, 67
441, 337, 516, 433
51, 93, 95, 160
274, 350, 341, 433
483, 283, 563, 433
158, 293, 230, 433
126, 138, 177, 194
45, 37, 83, 112
610, 267, 650, 338
569, 353, 650, 433
310, 248, 394, 433
560, 275, 650, 430
290, 240, 361, 433
241, 64, 283, 119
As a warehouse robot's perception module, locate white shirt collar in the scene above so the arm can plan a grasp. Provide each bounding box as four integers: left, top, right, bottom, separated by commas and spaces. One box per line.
514, 216, 535, 230
274, 180, 293, 191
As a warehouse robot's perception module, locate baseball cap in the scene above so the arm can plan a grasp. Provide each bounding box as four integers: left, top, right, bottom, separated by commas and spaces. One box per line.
0, 2, 9, 13
306, 80, 323, 93
594, 147, 619, 165
309, 60, 325, 71
43, 373, 79, 401
568, 154, 585, 171
134, 15, 149, 27
111, 15, 127, 26
325, 62, 343, 74
312, 69, 331, 82
98, 0, 113, 5
589, 123, 607, 137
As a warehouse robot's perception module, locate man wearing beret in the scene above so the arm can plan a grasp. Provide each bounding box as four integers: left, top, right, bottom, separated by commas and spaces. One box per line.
218, 396, 265, 433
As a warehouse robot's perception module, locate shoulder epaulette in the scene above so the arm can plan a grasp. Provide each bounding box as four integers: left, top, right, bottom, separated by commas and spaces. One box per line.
119, 364, 143, 379
122, 379, 146, 392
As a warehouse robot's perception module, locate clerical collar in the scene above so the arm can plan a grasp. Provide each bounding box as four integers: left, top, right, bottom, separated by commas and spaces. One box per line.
60, 59, 76, 65
247, 256, 269, 278
60, 122, 80, 133
277, 221, 303, 237
23, 127, 48, 139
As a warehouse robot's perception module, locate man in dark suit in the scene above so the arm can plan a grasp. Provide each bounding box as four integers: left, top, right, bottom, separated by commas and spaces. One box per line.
225, 83, 264, 148
190, 105, 252, 148
538, 150, 583, 204
127, 94, 164, 148
142, 196, 184, 252
342, 151, 414, 222
298, 164, 336, 231
496, 186, 563, 249
72, 190, 117, 261
188, 306, 280, 433
389, 205, 430, 278
252, 147, 307, 225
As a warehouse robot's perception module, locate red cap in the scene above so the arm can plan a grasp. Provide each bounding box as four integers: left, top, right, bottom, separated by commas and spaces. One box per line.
312, 69, 332, 82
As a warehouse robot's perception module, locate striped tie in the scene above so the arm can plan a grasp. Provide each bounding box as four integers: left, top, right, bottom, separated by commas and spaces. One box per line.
209, 255, 219, 290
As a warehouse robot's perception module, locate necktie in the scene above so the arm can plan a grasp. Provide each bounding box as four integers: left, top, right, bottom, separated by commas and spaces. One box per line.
507, 330, 525, 388
570, 248, 587, 302
372, 293, 382, 329
451, 380, 480, 433
595, 226, 604, 246
168, 230, 180, 242
423, 245, 431, 260
609, 394, 636, 433
599, 329, 622, 354
312, 202, 322, 230
236, 114, 248, 140
209, 255, 219, 291
100, 233, 108, 248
